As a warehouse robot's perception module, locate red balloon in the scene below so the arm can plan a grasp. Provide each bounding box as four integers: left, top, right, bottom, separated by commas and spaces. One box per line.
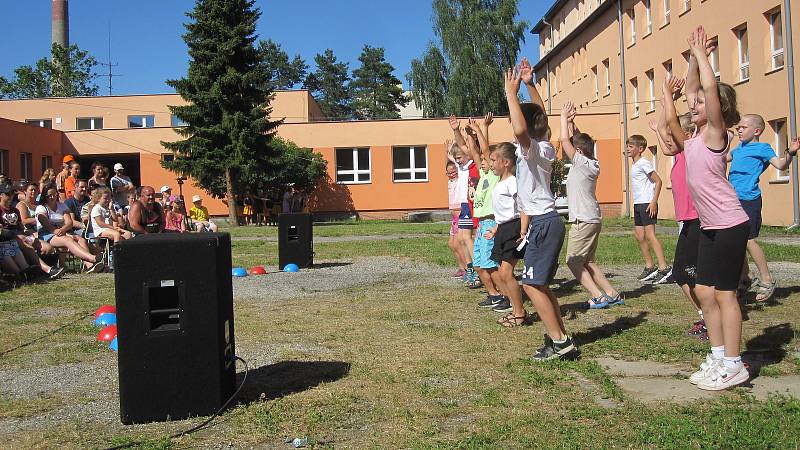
249, 266, 267, 275
95, 305, 116, 318
97, 325, 117, 342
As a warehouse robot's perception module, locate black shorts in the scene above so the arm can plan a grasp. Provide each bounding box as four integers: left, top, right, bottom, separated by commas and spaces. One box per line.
673, 219, 700, 287
695, 221, 750, 291
633, 203, 657, 226
491, 218, 524, 263
740, 197, 762, 240
521, 211, 566, 286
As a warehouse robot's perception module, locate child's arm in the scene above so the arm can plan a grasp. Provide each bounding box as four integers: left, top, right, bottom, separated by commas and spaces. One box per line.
467, 118, 490, 164
647, 169, 663, 218
689, 27, 726, 150
463, 119, 483, 164
649, 116, 678, 158
504, 66, 533, 153
518, 213, 529, 244
444, 139, 457, 164
480, 112, 493, 161
559, 101, 578, 161
769, 138, 799, 170
662, 76, 687, 153
448, 115, 469, 154
519, 57, 546, 111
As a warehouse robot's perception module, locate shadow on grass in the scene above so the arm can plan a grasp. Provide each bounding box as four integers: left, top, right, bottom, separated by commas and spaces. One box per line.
312, 262, 353, 269
236, 360, 351, 405
621, 283, 657, 300
572, 311, 649, 346
743, 284, 800, 309
742, 323, 793, 378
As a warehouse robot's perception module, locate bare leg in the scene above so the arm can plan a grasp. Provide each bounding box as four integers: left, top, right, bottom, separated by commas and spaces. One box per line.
458, 228, 474, 265
497, 260, 524, 317
645, 224, 668, 270
694, 284, 723, 348
523, 284, 566, 340
717, 290, 742, 357
49, 235, 96, 263
680, 284, 702, 311
476, 268, 500, 296
747, 239, 773, 284
586, 262, 619, 297
634, 225, 653, 268
567, 258, 603, 298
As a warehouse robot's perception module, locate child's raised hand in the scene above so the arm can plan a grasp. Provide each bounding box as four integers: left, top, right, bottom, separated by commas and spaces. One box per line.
504, 67, 522, 97
464, 118, 477, 135
448, 115, 460, 131
666, 75, 685, 99
445, 138, 453, 151
483, 112, 494, 127
790, 137, 800, 155
561, 101, 575, 121
519, 57, 534, 85
484, 227, 496, 239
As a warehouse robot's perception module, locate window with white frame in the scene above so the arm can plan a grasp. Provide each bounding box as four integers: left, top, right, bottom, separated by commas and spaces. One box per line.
770, 119, 789, 180
76, 117, 103, 130
663, 0, 671, 25
392, 146, 428, 182
736, 25, 749, 81
170, 115, 188, 127
629, 9, 636, 45
25, 119, 52, 128
336, 147, 371, 184
663, 59, 673, 76
0, 149, 8, 176
603, 59, 611, 95
631, 77, 640, 117
645, 0, 652, 34
710, 38, 720, 80
646, 70, 656, 112
128, 115, 155, 128
592, 66, 599, 100
770, 11, 784, 70
20, 153, 32, 181
683, 0, 691, 13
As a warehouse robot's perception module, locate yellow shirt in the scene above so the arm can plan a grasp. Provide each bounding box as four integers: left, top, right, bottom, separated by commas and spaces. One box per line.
189, 205, 209, 222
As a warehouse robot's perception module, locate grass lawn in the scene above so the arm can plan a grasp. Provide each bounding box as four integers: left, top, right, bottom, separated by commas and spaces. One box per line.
1, 219, 800, 449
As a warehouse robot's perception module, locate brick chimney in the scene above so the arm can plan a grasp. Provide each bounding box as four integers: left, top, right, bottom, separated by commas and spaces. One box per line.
52, 0, 69, 48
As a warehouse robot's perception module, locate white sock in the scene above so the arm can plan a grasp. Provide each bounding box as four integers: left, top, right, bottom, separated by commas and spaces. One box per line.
710, 346, 725, 360
723, 356, 743, 371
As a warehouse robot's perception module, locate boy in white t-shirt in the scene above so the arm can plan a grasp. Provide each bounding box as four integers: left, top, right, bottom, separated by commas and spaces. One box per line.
626, 134, 671, 283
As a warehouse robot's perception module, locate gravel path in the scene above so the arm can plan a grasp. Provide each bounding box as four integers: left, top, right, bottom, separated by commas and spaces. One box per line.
232, 234, 439, 242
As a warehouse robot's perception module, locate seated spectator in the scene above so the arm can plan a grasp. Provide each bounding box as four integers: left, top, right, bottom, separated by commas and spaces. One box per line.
36, 186, 104, 273
16, 182, 40, 234
189, 194, 218, 232
164, 197, 188, 233
128, 186, 165, 235
64, 180, 89, 234
87, 162, 109, 194
159, 186, 172, 209
38, 169, 56, 204
0, 185, 64, 279
56, 156, 74, 201
90, 187, 132, 243
64, 162, 80, 199
110, 163, 135, 210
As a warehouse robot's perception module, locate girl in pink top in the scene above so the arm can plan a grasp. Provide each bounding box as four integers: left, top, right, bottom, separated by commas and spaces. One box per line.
661, 27, 750, 391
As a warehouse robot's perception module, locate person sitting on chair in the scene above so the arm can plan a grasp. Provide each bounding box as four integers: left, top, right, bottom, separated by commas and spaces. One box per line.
189, 194, 217, 232
128, 186, 165, 235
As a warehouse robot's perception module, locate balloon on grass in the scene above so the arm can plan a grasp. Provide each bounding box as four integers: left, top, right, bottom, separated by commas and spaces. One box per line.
231, 267, 248, 277
109, 337, 118, 352
95, 313, 117, 327
283, 263, 299, 273
249, 266, 267, 275
97, 325, 117, 342
95, 305, 116, 318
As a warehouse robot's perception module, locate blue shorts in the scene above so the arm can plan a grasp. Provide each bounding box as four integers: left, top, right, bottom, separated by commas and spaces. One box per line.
0, 241, 22, 258
473, 219, 498, 269
521, 211, 565, 286
457, 203, 474, 229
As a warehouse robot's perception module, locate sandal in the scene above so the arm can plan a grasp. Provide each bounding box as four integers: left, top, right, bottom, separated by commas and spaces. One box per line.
466, 278, 483, 289
755, 278, 777, 302
497, 313, 529, 327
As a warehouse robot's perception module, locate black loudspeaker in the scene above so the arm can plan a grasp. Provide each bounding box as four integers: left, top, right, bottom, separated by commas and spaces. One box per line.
114, 233, 236, 424
279, 213, 313, 270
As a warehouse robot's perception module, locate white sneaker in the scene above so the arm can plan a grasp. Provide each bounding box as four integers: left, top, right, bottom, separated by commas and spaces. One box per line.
697, 364, 749, 391
689, 354, 718, 385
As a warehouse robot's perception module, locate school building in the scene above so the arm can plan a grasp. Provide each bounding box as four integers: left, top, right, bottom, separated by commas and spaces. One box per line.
531, 0, 800, 226
0, 91, 624, 219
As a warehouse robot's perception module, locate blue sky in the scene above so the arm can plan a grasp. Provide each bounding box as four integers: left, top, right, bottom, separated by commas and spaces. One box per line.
0, 1, 549, 96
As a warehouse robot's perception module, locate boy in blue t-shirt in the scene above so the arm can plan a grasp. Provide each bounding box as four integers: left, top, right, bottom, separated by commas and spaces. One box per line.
729, 114, 799, 301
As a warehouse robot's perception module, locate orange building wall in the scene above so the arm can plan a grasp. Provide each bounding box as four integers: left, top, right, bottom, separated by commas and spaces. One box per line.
0, 117, 63, 180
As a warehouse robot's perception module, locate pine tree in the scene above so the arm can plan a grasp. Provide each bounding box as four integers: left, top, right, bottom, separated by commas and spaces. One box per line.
351, 45, 409, 120
0, 44, 98, 99
162, 0, 281, 225
406, 44, 448, 118
303, 49, 354, 120
406, 0, 528, 117
257, 39, 308, 90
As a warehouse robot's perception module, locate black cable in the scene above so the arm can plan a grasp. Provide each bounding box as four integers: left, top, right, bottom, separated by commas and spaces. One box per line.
103, 355, 250, 450
0, 311, 93, 357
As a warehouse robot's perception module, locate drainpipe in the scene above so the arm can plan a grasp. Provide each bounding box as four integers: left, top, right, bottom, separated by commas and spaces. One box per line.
785, 0, 799, 229
618, 0, 631, 216
543, 20, 554, 114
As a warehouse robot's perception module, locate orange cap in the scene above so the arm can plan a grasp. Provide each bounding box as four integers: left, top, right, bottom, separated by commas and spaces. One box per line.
62, 154, 75, 164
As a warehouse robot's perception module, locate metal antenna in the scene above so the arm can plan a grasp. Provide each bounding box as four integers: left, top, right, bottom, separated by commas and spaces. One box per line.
99, 22, 122, 95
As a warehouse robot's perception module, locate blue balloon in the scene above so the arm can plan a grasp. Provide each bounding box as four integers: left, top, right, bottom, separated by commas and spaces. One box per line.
109, 337, 118, 352
95, 313, 117, 327
232, 267, 248, 277
283, 263, 299, 273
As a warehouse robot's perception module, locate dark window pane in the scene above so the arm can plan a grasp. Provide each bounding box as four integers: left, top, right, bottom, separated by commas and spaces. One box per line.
415, 170, 427, 179
337, 173, 355, 183
95, 118, 104, 129
394, 172, 411, 181
414, 147, 427, 168
357, 173, 370, 182
129, 116, 144, 127
393, 147, 410, 169
162, 154, 175, 162
171, 115, 187, 127
357, 148, 370, 170
336, 149, 354, 171
76, 118, 92, 129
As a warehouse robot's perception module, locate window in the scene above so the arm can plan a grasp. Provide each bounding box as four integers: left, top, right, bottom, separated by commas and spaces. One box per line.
20, 153, 32, 180
41, 155, 53, 172
710, 38, 720, 80
553, 66, 559, 94
603, 59, 611, 95
736, 25, 749, 81
161, 153, 175, 163
663, 59, 673, 76
683, 0, 691, 13
128, 115, 155, 128
592, 66, 599, 100
646, 70, 656, 112
628, 9, 636, 45
771, 119, 789, 180
648, 146, 659, 170
26, 119, 52, 128
392, 146, 428, 182
0, 150, 8, 176
631, 77, 640, 117
770, 11, 784, 70
645, 0, 652, 34
663, 0, 671, 25
170, 115, 188, 127
76, 117, 103, 130
335, 147, 371, 184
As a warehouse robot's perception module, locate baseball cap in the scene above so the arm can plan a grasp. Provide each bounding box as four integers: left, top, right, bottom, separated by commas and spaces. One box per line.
160, 185, 171, 193
62, 155, 75, 164
192, 194, 202, 202
114, 163, 124, 171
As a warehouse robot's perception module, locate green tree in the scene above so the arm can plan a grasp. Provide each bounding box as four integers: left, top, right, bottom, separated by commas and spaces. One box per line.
406, 44, 448, 118
303, 49, 354, 120
257, 39, 308, 90
351, 45, 409, 119
270, 137, 327, 192
0, 43, 98, 99
162, 0, 281, 225
406, 0, 528, 117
